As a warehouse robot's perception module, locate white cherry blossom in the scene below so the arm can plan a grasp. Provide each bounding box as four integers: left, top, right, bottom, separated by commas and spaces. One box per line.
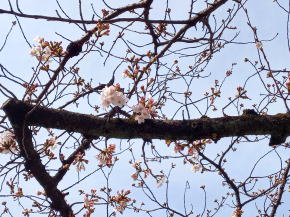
33, 36, 44, 43
156, 176, 166, 188
132, 96, 158, 124
29, 46, 41, 56
100, 85, 128, 108
0, 131, 17, 154
191, 164, 202, 173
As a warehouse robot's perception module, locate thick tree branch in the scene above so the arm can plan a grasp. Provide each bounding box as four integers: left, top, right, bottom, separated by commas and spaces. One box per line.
2, 99, 290, 144
2, 100, 74, 217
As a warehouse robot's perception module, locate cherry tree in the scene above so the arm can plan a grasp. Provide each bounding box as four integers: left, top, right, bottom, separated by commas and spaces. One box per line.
0, 0, 289, 216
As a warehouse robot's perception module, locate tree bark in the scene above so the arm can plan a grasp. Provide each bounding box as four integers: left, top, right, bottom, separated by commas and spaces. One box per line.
2, 99, 290, 144
2, 99, 74, 217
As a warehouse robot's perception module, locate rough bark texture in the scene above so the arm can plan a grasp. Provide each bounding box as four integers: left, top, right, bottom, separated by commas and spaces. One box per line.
2, 99, 290, 144
1, 97, 289, 216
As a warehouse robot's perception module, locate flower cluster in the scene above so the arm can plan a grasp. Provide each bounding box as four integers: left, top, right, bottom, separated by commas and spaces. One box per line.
83, 189, 99, 217
96, 22, 110, 37
72, 152, 88, 171
44, 136, 57, 149
0, 131, 17, 154
235, 86, 248, 99
131, 160, 166, 189
96, 144, 116, 167
29, 36, 66, 62
167, 140, 206, 154
191, 163, 202, 173
100, 85, 128, 108
101, 9, 109, 17
22, 209, 32, 216
13, 187, 23, 198
232, 208, 244, 217
132, 96, 157, 124
166, 140, 211, 173
122, 56, 144, 79
155, 23, 167, 36
84, 195, 94, 217
131, 161, 142, 181
23, 82, 38, 96
110, 190, 131, 213
156, 175, 167, 188
286, 73, 290, 94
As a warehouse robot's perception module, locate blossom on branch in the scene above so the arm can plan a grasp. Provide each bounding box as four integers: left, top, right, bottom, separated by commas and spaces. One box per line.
29, 36, 66, 63
110, 190, 131, 213
232, 208, 244, 217
0, 131, 17, 154
132, 96, 158, 124
191, 163, 202, 173
33, 36, 44, 43
100, 85, 128, 108
156, 176, 166, 188
286, 74, 290, 94
96, 144, 116, 167
83, 195, 95, 217
73, 152, 89, 171
44, 136, 57, 149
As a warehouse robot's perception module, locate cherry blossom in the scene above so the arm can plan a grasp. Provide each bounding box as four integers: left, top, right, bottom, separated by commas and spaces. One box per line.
0, 131, 17, 154
286, 74, 290, 94
73, 152, 88, 171
156, 176, 166, 188
29, 36, 66, 62
33, 36, 44, 43
100, 85, 128, 108
29, 45, 51, 62
188, 146, 198, 159
83, 195, 95, 217
44, 136, 57, 149
232, 208, 244, 217
96, 144, 116, 167
174, 143, 185, 152
132, 96, 158, 124
191, 163, 202, 173
29, 46, 41, 56
110, 190, 131, 213
131, 172, 138, 180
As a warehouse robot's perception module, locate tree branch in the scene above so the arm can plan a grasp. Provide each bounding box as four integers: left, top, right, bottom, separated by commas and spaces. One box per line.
2, 99, 290, 144
2, 100, 74, 217
0, 0, 227, 25
53, 136, 93, 184
269, 159, 290, 217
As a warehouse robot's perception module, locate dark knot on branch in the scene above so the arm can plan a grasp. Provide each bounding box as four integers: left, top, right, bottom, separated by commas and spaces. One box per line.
66, 40, 83, 57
